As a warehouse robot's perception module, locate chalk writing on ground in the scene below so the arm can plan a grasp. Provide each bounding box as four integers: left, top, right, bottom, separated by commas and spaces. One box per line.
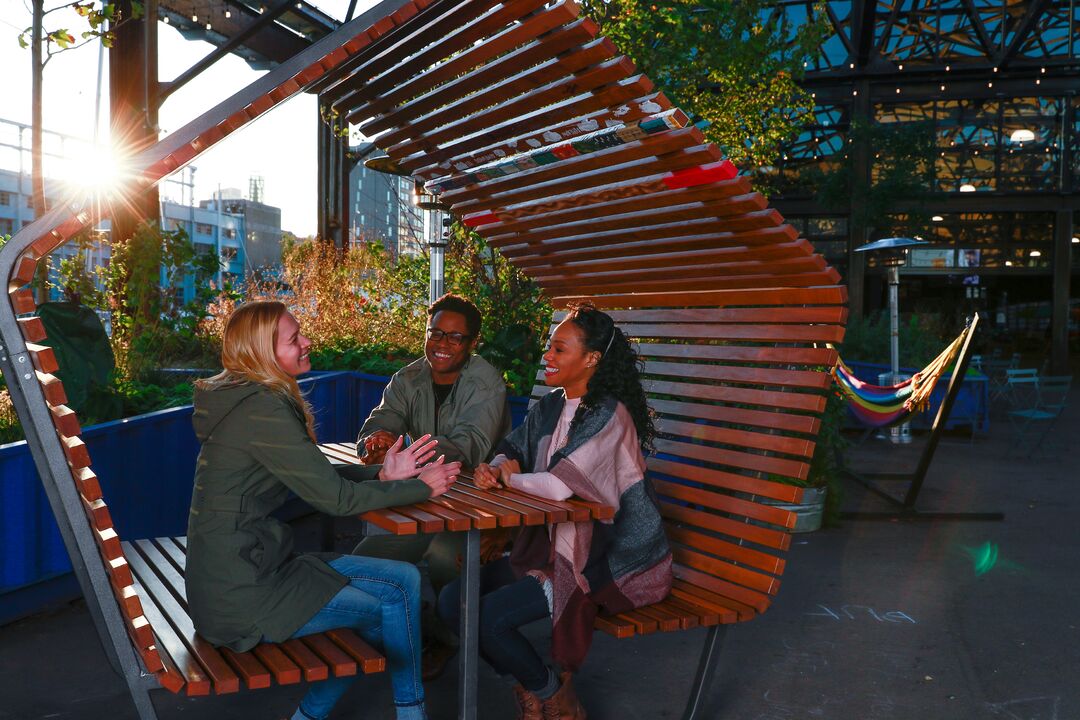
806, 603, 917, 624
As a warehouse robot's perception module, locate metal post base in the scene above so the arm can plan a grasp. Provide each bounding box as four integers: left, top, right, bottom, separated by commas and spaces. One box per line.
681, 626, 728, 720
458, 528, 480, 720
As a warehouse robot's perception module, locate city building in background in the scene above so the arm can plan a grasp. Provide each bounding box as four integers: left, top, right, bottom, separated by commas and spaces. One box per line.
348, 141, 435, 260
769, 1, 1078, 367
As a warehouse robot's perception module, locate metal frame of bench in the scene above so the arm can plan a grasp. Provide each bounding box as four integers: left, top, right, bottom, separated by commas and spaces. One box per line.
0, 1, 847, 717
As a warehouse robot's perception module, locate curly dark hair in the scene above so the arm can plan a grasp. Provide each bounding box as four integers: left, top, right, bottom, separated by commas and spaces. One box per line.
565, 302, 655, 452
428, 293, 482, 337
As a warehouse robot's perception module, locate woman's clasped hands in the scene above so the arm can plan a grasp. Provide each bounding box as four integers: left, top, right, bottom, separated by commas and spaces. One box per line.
377, 434, 459, 497
472, 458, 519, 490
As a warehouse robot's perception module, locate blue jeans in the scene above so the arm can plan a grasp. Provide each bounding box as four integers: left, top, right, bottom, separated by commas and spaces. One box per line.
290, 555, 425, 720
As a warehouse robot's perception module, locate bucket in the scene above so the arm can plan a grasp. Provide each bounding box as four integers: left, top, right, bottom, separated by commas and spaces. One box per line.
762, 486, 827, 533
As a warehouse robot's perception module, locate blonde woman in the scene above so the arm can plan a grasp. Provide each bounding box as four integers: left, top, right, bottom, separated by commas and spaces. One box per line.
186, 300, 458, 720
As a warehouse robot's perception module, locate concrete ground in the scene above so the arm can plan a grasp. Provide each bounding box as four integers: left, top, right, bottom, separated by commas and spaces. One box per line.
2, 386, 1077, 720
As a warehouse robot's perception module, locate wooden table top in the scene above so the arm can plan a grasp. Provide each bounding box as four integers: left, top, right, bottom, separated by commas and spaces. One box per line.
319, 443, 614, 535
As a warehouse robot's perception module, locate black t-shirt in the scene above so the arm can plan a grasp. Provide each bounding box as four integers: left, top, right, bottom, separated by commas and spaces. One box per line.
432, 381, 454, 430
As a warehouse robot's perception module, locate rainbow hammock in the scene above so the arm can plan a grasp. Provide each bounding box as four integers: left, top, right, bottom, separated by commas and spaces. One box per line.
830, 320, 976, 428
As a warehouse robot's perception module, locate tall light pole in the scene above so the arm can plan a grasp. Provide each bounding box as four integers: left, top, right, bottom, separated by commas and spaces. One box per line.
854, 237, 928, 382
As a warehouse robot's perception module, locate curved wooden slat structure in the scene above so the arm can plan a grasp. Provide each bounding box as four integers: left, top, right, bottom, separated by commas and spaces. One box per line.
0, 1, 846, 716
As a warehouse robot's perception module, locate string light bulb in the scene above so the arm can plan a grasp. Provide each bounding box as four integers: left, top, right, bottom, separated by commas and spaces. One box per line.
225, 9, 231, 17
162, 14, 169, 23
192, 13, 197, 21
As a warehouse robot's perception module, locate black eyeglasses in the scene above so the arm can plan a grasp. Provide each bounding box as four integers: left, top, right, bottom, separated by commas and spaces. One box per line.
426, 328, 473, 347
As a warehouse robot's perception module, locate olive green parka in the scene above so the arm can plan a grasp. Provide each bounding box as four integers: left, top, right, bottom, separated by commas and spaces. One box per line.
186, 382, 431, 651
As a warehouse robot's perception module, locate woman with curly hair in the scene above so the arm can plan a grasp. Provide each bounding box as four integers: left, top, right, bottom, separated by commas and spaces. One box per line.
437, 303, 672, 719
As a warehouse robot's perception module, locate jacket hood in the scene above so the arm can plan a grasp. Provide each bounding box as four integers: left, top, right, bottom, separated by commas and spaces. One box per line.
192, 382, 264, 442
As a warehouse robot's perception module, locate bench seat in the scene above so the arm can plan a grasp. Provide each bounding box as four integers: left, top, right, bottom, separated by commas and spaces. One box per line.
122, 537, 385, 696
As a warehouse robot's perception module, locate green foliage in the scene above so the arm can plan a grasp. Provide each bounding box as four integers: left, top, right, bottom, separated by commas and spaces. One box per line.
580, 0, 829, 173
808, 118, 937, 239
309, 342, 416, 377
18, 1, 143, 55
838, 311, 955, 368
355, 223, 551, 395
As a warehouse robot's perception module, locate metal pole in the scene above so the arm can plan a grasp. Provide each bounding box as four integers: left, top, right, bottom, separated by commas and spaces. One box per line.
429, 215, 447, 304
458, 528, 480, 720
888, 265, 900, 381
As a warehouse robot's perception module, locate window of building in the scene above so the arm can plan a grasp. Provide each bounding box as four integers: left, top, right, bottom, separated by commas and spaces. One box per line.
196, 222, 213, 235
223, 228, 236, 239
220, 246, 238, 262
0, 191, 10, 206
26, 195, 33, 209
0, 218, 13, 235
194, 242, 215, 255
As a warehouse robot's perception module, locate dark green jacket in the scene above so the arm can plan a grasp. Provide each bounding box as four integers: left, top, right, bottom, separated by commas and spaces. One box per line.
186, 382, 431, 651
358, 355, 510, 467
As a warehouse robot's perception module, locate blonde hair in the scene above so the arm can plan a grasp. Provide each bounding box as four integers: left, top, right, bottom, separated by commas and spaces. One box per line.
197, 300, 317, 442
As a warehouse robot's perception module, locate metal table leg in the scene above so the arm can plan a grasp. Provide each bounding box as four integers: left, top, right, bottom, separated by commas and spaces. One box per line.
458, 528, 480, 720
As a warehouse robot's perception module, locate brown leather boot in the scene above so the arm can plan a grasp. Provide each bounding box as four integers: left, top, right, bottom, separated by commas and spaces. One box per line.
540, 672, 587, 720
513, 684, 543, 720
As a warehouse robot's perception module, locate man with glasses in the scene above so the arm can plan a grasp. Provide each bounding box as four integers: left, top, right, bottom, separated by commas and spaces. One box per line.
354, 293, 511, 679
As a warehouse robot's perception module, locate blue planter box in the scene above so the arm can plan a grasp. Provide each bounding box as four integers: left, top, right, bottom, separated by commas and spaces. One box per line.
841, 360, 989, 433
0, 370, 532, 624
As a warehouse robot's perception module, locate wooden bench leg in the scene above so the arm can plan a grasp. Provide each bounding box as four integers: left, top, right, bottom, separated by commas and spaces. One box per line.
681, 626, 728, 720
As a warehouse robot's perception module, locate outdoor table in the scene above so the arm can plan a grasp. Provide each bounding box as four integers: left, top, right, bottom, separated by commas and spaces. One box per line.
318, 443, 614, 720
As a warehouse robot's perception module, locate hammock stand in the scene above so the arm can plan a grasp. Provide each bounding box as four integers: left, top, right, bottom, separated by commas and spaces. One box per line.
836, 313, 1003, 521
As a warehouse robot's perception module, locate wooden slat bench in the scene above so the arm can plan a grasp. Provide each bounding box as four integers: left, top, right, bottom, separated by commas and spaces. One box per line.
0, 0, 846, 717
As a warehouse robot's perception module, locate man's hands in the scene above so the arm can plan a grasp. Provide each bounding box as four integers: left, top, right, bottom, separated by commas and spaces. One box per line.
473, 458, 520, 490
359, 430, 395, 465
378, 434, 439, 481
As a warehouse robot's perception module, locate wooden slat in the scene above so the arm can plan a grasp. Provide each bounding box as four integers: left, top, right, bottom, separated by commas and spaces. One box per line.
444, 487, 522, 527
652, 437, 808, 482
508, 224, 798, 265
594, 613, 636, 638
666, 525, 786, 576
661, 594, 721, 627
450, 483, 547, 525
643, 378, 825, 414
649, 457, 804, 504
360, 508, 419, 535
575, 306, 847, 325
633, 604, 682, 632
649, 398, 820, 436
330, 0, 552, 108
658, 502, 791, 552
444, 124, 703, 208
281, 638, 331, 682
427, 494, 499, 529
36, 371, 68, 406
654, 478, 799, 528
129, 574, 210, 695
302, 633, 358, 677
73, 466, 102, 502
60, 434, 91, 469
635, 342, 838, 367
668, 583, 740, 623
672, 572, 762, 620
399, 79, 663, 174
643, 360, 830, 392
390, 504, 447, 533
252, 643, 302, 685
613, 609, 658, 634
359, 23, 606, 137
672, 553, 772, 612
25, 342, 59, 373
124, 540, 240, 694
499, 212, 789, 258
221, 647, 273, 690
536, 256, 832, 292
655, 417, 815, 458
387, 55, 638, 158
410, 499, 473, 531
347, 1, 582, 121
495, 484, 589, 522
49, 404, 82, 437
9, 287, 36, 314
326, 628, 387, 673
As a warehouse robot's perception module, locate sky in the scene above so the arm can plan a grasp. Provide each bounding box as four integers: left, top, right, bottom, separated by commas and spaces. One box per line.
0, 0, 379, 237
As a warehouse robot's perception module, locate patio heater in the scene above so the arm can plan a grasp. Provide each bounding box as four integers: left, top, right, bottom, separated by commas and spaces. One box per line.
413, 181, 452, 304
362, 154, 450, 304
854, 237, 928, 382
